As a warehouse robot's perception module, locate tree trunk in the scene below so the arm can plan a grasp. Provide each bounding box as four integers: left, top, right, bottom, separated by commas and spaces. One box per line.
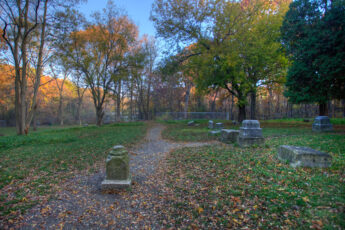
184, 84, 191, 119
58, 92, 64, 125
238, 104, 246, 122
250, 91, 256, 120
319, 102, 328, 116
116, 80, 121, 122
96, 106, 104, 126
32, 106, 37, 131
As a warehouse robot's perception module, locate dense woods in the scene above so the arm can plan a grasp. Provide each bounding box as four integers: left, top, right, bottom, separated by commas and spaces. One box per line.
0, 0, 344, 134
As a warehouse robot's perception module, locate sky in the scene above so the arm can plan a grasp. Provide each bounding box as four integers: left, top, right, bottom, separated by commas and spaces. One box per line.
77, 0, 156, 38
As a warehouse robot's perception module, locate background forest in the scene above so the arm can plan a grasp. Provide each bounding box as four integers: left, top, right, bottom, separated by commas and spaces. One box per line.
0, 0, 344, 134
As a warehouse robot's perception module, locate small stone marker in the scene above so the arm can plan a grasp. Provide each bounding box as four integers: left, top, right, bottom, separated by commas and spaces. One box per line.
312, 116, 333, 132
238, 120, 264, 147
187, 121, 195, 126
101, 145, 131, 190
208, 120, 214, 129
209, 130, 221, 135
232, 120, 238, 125
220, 129, 239, 143
278, 145, 332, 168
215, 122, 224, 129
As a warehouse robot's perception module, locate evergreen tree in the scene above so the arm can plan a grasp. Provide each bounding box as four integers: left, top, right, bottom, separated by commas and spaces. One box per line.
281, 0, 345, 115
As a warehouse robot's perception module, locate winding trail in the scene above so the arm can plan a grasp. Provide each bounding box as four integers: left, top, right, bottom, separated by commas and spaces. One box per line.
20, 124, 215, 229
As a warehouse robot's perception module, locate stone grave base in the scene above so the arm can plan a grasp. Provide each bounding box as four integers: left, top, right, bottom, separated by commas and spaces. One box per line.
312, 124, 333, 132
101, 179, 132, 190
221, 129, 239, 143
278, 145, 332, 168
238, 137, 264, 147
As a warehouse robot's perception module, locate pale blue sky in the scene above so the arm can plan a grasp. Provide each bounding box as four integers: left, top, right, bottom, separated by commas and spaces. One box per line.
77, 0, 156, 37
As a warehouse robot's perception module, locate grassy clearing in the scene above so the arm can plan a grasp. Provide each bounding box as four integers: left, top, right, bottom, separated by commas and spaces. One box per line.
160, 120, 345, 228
0, 122, 147, 223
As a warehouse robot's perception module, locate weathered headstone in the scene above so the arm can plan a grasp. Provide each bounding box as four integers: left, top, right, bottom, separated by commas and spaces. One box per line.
101, 145, 131, 189
208, 120, 214, 129
278, 145, 332, 168
187, 121, 195, 126
220, 129, 239, 143
238, 120, 264, 147
209, 130, 221, 135
312, 116, 333, 132
215, 122, 224, 130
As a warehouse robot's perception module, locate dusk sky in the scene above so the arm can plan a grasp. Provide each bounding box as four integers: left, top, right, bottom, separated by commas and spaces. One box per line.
77, 0, 156, 37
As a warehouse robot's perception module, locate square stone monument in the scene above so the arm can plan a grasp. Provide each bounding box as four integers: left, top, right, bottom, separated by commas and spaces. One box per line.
278, 145, 332, 168
238, 120, 264, 147
101, 145, 131, 190
220, 129, 240, 143
312, 116, 333, 132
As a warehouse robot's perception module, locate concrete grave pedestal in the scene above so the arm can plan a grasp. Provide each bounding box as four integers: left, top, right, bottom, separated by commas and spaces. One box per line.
238, 120, 264, 147
101, 145, 131, 190
221, 129, 239, 143
208, 120, 214, 129
312, 116, 333, 132
278, 145, 332, 168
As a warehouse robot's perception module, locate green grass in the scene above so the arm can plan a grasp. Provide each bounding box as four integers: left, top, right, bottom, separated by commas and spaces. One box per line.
0, 122, 147, 221
160, 121, 345, 228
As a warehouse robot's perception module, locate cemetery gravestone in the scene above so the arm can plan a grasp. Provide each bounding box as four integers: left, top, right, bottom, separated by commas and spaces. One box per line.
101, 145, 131, 190
215, 122, 224, 129
238, 120, 264, 147
312, 116, 333, 132
221, 129, 240, 143
188, 121, 195, 126
278, 145, 332, 168
208, 120, 214, 129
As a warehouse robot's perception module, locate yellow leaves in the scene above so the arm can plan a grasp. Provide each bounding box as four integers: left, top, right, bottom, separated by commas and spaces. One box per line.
197, 207, 204, 214
232, 218, 242, 225
21, 197, 27, 202
284, 219, 293, 225
302, 196, 310, 203
245, 176, 251, 183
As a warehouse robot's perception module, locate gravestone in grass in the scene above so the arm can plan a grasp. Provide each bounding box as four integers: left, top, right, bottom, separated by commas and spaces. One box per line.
312, 116, 333, 132
220, 129, 239, 143
278, 145, 332, 168
238, 120, 264, 147
101, 145, 131, 190
188, 121, 195, 126
208, 120, 214, 129
215, 122, 224, 129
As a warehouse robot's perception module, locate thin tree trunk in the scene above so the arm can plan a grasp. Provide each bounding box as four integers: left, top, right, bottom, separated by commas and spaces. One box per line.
184, 84, 191, 119
250, 91, 256, 120
116, 80, 121, 122
319, 103, 328, 116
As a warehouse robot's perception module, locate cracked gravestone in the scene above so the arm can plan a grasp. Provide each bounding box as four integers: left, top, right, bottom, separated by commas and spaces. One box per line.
238, 120, 264, 147
220, 129, 239, 143
101, 145, 131, 190
278, 145, 332, 168
312, 116, 333, 132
